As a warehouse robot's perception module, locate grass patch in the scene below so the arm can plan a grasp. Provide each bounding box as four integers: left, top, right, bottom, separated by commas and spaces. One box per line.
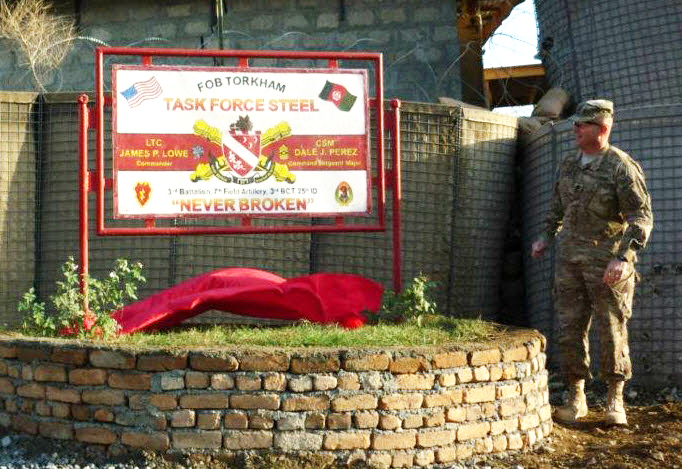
110, 316, 502, 348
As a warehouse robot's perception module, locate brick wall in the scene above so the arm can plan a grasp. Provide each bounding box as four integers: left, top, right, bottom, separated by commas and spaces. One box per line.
0, 329, 551, 467
0, 0, 461, 102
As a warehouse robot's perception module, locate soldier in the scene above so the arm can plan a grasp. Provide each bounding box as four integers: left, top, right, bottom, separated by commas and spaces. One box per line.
531, 100, 653, 425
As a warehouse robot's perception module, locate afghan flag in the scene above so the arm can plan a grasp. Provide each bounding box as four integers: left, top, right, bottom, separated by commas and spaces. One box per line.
318, 81, 357, 111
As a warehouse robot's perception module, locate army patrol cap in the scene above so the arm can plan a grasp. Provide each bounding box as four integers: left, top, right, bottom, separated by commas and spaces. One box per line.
571, 99, 614, 124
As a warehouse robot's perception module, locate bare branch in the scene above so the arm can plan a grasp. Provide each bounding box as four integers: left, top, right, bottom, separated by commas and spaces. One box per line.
0, 0, 76, 92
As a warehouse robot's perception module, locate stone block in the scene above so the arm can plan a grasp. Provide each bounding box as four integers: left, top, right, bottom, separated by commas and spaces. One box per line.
354, 410, 379, 428
262, 372, 286, 391
108, 372, 152, 390
432, 351, 467, 369
337, 373, 361, 390
172, 430, 222, 449
414, 449, 435, 467
238, 352, 289, 372
324, 431, 371, 450
423, 410, 445, 427
502, 346, 528, 363
463, 385, 495, 403
82, 389, 125, 406
457, 421, 490, 441
379, 393, 423, 410
273, 431, 323, 451
417, 429, 456, 447
281, 395, 330, 412
402, 414, 422, 429
490, 417, 519, 435
211, 373, 234, 390
136, 352, 187, 371
224, 430, 273, 449
305, 412, 325, 429
90, 350, 135, 369
332, 394, 377, 412
16, 383, 45, 399
75, 427, 117, 444
392, 451, 415, 467
290, 354, 340, 373
379, 414, 401, 430
11, 415, 38, 435
69, 369, 107, 386
469, 349, 501, 366
235, 375, 262, 391
197, 411, 221, 430
288, 375, 313, 392
223, 412, 248, 429
230, 393, 279, 410
445, 406, 466, 422
34, 364, 66, 382
185, 371, 210, 389
121, 431, 169, 450
180, 393, 229, 409
423, 390, 462, 407
313, 375, 337, 391
372, 431, 416, 450
396, 374, 435, 390
39, 421, 73, 440
368, 452, 392, 468
327, 412, 351, 429
343, 353, 390, 372
189, 353, 238, 371
170, 409, 196, 427
390, 356, 430, 374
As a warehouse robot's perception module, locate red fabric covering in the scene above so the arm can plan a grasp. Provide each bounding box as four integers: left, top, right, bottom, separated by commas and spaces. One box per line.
112, 268, 384, 335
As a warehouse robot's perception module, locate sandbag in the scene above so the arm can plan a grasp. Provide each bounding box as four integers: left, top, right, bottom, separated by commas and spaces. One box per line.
532, 87, 571, 119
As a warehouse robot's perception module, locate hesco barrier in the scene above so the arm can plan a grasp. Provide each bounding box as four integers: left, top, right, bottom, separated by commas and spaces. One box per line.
535, 0, 682, 108
0, 92, 39, 322
521, 104, 682, 386
0, 330, 551, 466
0, 95, 518, 327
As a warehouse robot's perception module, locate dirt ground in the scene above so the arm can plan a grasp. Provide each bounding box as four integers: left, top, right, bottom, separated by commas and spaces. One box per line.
486, 381, 682, 469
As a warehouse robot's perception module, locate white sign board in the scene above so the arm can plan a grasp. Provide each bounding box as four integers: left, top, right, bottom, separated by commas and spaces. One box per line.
112, 65, 370, 218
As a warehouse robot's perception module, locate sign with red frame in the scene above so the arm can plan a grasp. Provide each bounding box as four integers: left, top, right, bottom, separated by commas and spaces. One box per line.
113, 65, 370, 218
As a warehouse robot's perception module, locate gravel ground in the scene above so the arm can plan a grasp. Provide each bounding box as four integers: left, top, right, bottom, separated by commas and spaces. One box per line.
0, 379, 678, 469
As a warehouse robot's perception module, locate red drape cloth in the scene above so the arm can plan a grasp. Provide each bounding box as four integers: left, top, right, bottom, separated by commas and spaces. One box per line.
112, 268, 384, 334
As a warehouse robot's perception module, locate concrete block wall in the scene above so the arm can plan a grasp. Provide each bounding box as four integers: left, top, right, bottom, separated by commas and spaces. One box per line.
0, 329, 551, 467
0, 0, 462, 103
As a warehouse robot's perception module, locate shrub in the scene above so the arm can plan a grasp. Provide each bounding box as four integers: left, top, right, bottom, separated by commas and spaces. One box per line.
374, 275, 439, 325
18, 257, 145, 340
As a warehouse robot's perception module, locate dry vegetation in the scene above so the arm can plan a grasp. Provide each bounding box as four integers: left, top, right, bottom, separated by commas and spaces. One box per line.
0, 0, 76, 92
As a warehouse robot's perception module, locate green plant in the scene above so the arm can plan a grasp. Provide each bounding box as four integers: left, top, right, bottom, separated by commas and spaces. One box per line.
375, 275, 440, 326
19, 257, 145, 340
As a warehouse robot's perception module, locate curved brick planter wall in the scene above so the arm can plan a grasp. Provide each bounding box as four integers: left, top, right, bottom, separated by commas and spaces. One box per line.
0, 330, 551, 468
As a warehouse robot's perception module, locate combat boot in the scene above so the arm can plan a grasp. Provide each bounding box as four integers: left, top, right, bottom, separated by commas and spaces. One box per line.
554, 379, 588, 423
605, 380, 627, 426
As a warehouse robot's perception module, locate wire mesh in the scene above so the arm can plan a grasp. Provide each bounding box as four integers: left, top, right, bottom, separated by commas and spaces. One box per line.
2, 93, 519, 328
521, 105, 682, 386
535, 0, 682, 108
0, 93, 39, 327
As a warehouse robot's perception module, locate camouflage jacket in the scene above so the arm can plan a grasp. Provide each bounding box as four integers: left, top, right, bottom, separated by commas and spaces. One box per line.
542, 144, 653, 262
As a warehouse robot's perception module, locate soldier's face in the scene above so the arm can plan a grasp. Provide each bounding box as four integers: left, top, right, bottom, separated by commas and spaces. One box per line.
573, 121, 601, 149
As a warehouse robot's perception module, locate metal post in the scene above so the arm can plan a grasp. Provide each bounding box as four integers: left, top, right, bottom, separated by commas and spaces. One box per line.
78, 94, 90, 312
391, 99, 402, 292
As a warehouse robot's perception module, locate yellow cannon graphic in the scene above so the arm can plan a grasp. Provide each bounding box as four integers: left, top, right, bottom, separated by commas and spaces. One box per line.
190, 119, 295, 183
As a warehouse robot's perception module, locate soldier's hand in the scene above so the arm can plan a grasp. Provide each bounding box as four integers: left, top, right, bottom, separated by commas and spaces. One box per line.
603, 259, 627, 285
531, 240, 548, 259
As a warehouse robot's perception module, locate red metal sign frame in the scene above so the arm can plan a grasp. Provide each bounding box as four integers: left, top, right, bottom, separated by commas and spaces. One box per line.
79, 46, 402, 311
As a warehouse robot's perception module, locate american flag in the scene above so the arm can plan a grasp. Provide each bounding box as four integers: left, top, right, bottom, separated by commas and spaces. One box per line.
120, 76, 162, 108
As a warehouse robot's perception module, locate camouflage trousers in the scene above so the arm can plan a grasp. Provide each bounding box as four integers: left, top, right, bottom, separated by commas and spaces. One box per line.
554, 257, 635, 381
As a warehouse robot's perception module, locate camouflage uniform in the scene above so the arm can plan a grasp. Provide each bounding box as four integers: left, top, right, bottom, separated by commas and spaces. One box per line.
542, 143, 653, 381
